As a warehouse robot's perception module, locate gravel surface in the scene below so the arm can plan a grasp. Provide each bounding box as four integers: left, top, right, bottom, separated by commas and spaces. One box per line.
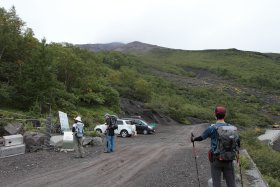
0, 123, 217, 187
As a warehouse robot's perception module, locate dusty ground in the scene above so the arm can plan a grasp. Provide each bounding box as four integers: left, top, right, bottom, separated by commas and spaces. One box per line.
0, 123, 214, 187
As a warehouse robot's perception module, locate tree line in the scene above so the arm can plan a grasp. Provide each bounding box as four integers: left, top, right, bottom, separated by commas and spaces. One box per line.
0, 7, 154, 116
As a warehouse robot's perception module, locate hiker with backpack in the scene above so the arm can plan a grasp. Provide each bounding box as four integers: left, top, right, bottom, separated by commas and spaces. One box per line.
72, 116, 85, 158
104, 113, 118, 153
191, 106, 240, 187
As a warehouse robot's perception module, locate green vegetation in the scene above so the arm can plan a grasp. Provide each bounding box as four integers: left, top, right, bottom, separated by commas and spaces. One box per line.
239, 155, 249, 170
85, 130, 101, 137
1, 6, 280, 183
0, 7, 119, 116
140, 48, 280, 91
265, 176, 280, 187
1, 6, 279, 128
119, 47, 280, 128
242, 130, 280, 182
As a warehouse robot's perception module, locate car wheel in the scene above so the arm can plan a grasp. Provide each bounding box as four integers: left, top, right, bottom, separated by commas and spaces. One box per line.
96, 129, 102, 134
143, 129, 148, 135
120, 130, 128, 138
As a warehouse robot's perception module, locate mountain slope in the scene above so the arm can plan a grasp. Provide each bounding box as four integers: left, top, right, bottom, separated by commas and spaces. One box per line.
78, 41, 164, 53
78, 41, 280, 127
77, 42, 125, 52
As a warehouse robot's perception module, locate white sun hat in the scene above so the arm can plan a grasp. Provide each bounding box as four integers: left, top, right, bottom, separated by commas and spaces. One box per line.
75, 116, 82, 122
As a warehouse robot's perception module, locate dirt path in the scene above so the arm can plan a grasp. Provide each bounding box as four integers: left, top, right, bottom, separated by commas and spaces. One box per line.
1, 124, 212, 187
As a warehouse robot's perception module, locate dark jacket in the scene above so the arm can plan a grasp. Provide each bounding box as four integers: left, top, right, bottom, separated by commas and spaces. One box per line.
106, 117, 115, 136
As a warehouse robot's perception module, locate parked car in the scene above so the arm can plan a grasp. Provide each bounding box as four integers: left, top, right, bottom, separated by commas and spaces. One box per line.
122, 118, 155, 135
94, 119, 136, 138
272, 124, 280, 128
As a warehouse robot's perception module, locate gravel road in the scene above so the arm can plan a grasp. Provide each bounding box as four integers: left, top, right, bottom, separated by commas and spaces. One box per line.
0, 123, 212, 187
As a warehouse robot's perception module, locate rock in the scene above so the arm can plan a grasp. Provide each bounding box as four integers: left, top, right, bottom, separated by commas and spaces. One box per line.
50, 135, 63, 147
258, 129, 280, 145
23, 132, 46, 152
92, 137, 103, 146
273, 137, 280, 151
4, 123, 23, 135
83, 137, 93, 146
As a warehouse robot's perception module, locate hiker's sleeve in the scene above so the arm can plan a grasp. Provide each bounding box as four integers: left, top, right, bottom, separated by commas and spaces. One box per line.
193, 136, 203, 141
201, 126, 213, 140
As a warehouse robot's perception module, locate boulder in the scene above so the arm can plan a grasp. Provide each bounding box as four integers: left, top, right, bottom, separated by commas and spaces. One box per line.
258, 129, 280, 145
83, 137, 93, 146
4, 123, 23, 135
92, 137, 103, 146
50, 135, 63, 147
23, 132, 46, 152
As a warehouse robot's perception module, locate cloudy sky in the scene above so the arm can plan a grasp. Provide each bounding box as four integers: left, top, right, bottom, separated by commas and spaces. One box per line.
1, 0, 280, 53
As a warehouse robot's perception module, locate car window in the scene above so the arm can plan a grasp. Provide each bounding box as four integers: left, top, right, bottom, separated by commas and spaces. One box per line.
124, 120, 132, 125
130, 120, 137, 125
134, 120, 141, 125
117, 120, 123, 125
140, 120, 148, 126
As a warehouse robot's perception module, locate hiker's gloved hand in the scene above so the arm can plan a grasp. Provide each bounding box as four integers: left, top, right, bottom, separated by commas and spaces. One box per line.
191, 136, 203, 142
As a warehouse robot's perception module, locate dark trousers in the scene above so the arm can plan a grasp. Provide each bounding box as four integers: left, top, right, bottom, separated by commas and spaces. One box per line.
211, 159, 236, 187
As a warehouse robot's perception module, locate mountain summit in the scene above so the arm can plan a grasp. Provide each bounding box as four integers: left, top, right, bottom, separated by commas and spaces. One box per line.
77, 41, 163, 53
77, 42, 125, 52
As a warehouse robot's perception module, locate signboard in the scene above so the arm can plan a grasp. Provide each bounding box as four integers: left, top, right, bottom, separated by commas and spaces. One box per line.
58, 111, 70, 132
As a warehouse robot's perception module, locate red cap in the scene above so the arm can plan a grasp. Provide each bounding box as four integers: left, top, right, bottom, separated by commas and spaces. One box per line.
215, 106, 226, 114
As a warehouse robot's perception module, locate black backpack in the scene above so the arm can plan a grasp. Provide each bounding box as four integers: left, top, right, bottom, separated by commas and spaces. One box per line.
110, 115, 118, 130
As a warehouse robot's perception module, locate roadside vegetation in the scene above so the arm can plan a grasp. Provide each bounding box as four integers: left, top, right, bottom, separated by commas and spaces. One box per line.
242, 129, 280, 184
1, 6, 280, 183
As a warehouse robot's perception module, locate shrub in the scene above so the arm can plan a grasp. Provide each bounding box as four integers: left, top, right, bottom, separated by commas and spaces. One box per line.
133, 78, 152, 102
242, 130, 280, 180
24, 122, 35, 132
264, 176, 280, 187
85, 130, 101, 137
239, 155, 250, 170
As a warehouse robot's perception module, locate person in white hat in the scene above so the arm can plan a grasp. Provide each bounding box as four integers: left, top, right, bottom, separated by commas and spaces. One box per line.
72, 116, 85, 158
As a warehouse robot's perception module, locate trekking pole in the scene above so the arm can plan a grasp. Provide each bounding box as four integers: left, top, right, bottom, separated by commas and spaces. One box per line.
191, 133, 201, 187
237, 151, 244, 187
